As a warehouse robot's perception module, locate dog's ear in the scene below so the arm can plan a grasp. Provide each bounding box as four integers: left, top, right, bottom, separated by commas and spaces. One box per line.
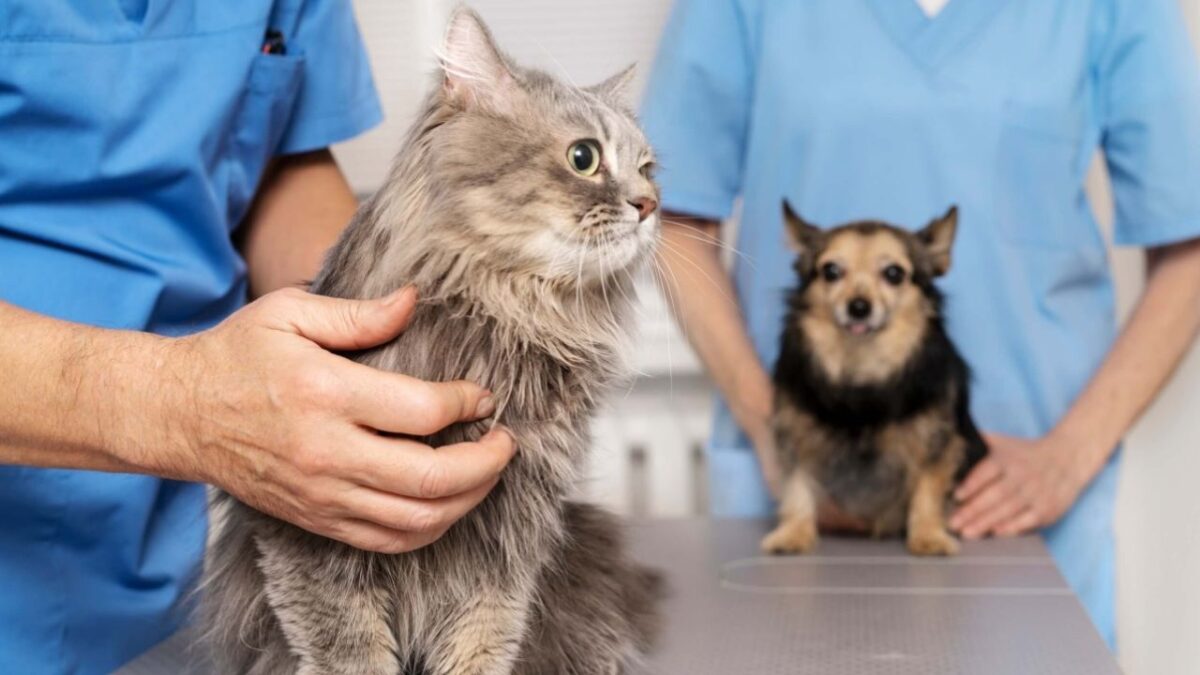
783, 201, 823, 272
917, 206, 958, 277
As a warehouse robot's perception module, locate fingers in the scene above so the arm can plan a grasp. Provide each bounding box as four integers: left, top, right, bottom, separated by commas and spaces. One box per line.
992, 509, 1040, 538
342, 363, 495, 435
325, 517, 448, 554
339, 477, 497, 542
958, 492, 1027, 540
951, 473, 1028, 539
343, 428, 516, 500
950, 476, 1008, 530
954, 457, 1003, 502
286, 429, 514, 552
268, 286, 419, 351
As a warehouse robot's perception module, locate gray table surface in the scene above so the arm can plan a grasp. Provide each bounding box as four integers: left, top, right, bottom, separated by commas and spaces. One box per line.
119, 518, 1121, 674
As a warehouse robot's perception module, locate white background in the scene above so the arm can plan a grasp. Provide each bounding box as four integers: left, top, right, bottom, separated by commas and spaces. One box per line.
334, 2, 1200, 673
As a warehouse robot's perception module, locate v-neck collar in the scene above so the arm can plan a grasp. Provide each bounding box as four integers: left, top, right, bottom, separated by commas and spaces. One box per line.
865, 0, 1006, 72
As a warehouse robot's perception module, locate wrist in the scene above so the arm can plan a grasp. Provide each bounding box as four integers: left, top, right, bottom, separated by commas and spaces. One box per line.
85, 330, 197, 479
1047, 422, 1112, 487
729, 372, 773, 445
729, 393, 768, 451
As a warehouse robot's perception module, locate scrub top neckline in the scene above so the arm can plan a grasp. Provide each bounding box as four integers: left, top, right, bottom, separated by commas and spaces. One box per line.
865, 0, 1007, 72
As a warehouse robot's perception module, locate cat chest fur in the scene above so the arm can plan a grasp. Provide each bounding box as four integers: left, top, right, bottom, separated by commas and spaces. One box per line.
358, 300, 622, 649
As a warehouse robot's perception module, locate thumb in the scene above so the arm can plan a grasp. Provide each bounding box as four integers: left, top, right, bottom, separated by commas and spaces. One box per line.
278, 286, 419, 351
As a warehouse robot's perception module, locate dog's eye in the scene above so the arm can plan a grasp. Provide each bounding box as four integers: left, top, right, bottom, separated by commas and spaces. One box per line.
882, 264, 907, 286
820, 262, 843, 282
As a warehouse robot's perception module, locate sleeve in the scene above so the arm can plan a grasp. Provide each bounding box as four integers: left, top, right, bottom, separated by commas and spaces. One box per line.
1098, 0, 1200, 247
276, 0, 384, 155
639, 0, 757, 221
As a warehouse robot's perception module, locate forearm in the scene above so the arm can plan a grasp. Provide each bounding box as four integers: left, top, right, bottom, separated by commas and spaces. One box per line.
656, 215, 773, 449
4, 152, 358, 476
0, 302, 182, 475
1056, 238, 1200, 476
239, 149, 359, 297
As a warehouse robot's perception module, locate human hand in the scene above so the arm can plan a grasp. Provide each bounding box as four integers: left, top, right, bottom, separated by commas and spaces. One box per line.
949, 432, 1094, 539
137, 286, 515, 553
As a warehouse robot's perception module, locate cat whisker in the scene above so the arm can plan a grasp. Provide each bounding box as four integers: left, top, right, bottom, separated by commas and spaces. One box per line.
654, 236, 741, 308
659, 218, 759, 271
647, 247, 687, 394
597, 231, 615, 323
575, 236, 586, 311
601, 231, 653, 382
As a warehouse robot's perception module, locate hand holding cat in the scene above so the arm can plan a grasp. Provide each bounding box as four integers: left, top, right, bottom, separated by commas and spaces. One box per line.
157, 286, 516, 553
949, 432, 1094, 539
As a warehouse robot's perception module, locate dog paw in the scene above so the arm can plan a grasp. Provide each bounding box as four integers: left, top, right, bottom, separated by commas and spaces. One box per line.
761, 522, 818, 555
907, 528, 960, 556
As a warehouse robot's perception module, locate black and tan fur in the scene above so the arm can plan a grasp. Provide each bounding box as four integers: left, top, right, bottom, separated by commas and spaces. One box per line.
762, 204, 986, 557
202, 8, 662, 674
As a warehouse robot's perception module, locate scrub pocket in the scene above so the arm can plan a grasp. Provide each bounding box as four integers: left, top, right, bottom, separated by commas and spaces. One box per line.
993, 100, 1092, 249
224, 51, 304, 226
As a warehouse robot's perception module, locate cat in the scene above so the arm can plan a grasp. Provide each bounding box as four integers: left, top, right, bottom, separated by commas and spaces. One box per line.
201, 7, 663, 675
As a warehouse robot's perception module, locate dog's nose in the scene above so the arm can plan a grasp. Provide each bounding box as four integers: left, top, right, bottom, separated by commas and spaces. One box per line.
847, 298, 872, 320
628, 196, 658, 222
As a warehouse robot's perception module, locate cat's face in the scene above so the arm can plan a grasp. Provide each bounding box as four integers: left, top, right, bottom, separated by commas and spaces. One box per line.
434, 9, 660, 286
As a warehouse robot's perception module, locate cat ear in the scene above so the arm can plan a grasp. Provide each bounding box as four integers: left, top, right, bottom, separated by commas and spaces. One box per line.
588, 64, 637, 102
917, 205, 958, 276
438, 7, 519, 111
783, 201, 823, 273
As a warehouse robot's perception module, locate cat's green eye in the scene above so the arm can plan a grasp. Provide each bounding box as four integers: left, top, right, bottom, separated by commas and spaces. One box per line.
568, 140, 602, 177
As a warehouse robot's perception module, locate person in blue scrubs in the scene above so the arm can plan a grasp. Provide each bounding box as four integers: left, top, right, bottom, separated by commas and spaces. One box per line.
0, 2, 515, 673
643, 0, 1200, 647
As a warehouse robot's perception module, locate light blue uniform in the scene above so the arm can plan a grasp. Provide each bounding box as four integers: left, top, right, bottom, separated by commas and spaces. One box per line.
641, 0, 1200, 647
0, 1, 380, 672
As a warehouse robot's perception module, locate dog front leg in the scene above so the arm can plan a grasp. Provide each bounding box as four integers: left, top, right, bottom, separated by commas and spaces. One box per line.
761, 470, 820, 554
906, 455, 960, 556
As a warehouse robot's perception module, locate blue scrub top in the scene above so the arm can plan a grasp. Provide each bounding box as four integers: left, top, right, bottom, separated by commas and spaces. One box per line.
0, 1, 381, 672
642, 0, 1200, 648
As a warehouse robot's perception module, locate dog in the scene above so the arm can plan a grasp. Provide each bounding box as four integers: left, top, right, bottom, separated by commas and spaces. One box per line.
761, 203, 987, 557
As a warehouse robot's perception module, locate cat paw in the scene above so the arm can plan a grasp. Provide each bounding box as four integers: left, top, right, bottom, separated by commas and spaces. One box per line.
907, 528, 960, 556
761, 522, 818, 555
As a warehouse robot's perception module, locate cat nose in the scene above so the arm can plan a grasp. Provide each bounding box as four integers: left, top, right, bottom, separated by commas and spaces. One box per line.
628, 196, 658, 222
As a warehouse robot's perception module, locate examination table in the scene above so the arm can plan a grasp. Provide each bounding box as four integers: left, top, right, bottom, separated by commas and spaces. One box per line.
119, 518, 1120, 674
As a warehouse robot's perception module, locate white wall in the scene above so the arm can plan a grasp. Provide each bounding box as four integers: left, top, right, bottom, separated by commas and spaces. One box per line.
337, 2, 1200, 672
1113, 4, 1200, 674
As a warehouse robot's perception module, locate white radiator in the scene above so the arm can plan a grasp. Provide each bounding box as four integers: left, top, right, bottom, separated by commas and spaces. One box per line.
584, 374, 713, 518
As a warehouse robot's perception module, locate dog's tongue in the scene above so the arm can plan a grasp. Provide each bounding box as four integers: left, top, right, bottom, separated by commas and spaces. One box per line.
849, 323, 870, 335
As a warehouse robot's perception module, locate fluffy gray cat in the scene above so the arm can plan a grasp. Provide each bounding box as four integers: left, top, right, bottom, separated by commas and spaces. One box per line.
201, 7, 664, 675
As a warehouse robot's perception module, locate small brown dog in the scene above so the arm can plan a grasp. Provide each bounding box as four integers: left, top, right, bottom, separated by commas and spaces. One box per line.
762, 203, 986, 557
